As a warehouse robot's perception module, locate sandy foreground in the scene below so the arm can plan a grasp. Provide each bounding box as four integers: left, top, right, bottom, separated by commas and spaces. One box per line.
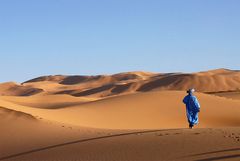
0, 90, 240, 161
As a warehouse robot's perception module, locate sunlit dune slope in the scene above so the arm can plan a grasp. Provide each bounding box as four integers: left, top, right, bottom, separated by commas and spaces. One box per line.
1, 91, 240, 129
0, 94, 96, 109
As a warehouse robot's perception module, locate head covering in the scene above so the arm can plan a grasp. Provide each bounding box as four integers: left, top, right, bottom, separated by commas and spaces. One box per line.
187, 88, 195, 94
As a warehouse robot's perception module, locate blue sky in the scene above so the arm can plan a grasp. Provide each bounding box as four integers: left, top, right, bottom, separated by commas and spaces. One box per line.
0, 0, 240, 82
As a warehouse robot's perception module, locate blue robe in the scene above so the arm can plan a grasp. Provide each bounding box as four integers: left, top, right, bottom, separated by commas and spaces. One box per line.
183, 94, 200, 125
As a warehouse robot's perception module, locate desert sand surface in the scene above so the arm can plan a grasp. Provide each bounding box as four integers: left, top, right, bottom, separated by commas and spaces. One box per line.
1, 69, 240, 161
1, 91, 240, 129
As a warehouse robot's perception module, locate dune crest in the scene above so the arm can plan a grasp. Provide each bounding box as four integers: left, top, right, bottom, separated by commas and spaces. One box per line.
0, 82, 43, 96
1, 69, 240, 98
0, 106, 36, 121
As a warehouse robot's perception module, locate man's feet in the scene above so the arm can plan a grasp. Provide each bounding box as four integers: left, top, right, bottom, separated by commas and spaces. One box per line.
189, 124, 194, 129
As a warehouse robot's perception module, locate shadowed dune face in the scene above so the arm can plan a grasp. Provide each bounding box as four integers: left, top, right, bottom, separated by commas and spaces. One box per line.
60, 83, 136, 97
24, 72, 151, 85
1, 69, 240, 98
23, 75, 66, 83
138, 69, 240, 93
137, 74, 193, 92
0, 82, 43, 96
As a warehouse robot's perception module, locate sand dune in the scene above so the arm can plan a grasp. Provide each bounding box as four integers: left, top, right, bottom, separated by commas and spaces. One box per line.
50, 91, 240, 129
0, 106, 113, 161
138, 69, 240, 93
0, 109, 240, 161
0, 106, 36, 121
1, 69, 240, 161
1, 68, 239, 98
22, 71, 153, 97
0, 94, 95, 109
1, 91, 240, 129
0, 82, 43, 96
209, 91, 240, 100
1, 103, 240, 161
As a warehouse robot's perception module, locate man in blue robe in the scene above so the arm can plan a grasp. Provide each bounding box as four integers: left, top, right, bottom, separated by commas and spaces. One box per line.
183, 88, 200, 129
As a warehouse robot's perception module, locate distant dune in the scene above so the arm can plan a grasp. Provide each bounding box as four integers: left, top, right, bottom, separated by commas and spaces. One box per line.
1, 68, 240, 98
138, 69, 240, 92
0, 82, 43, 96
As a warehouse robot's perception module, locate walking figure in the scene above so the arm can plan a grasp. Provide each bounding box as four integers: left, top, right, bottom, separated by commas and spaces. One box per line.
183, 89, 200, 129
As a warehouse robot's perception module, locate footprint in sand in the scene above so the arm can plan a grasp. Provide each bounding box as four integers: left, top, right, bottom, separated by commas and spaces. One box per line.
155, 133, 163, 136
223, 133, 234, 138
230, 133, 236, 139
223, 133, 240, 142
194, 132, 201, 135
233, 136, 240, 142
156, 133, 170, 136
223, 135, 231, 138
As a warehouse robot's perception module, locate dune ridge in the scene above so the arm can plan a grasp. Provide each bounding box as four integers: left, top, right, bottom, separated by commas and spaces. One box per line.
0, 106, 36, 121
0, 82, 43, 96
1, 69, 240, 98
